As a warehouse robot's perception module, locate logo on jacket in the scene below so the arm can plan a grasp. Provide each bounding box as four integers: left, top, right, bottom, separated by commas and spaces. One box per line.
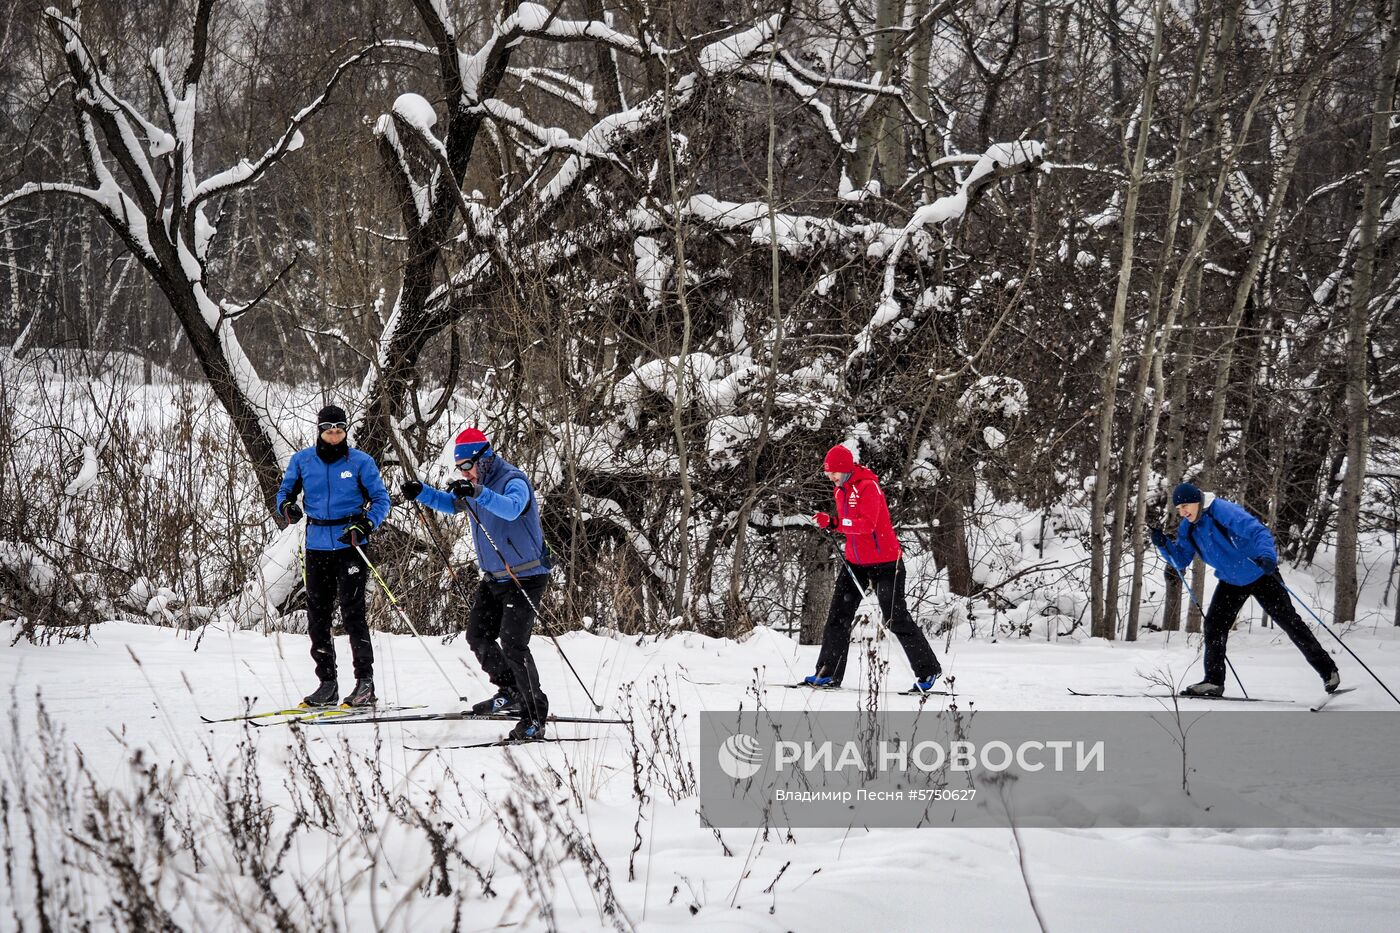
340, 470, 353, 479
846, 487, 860, 509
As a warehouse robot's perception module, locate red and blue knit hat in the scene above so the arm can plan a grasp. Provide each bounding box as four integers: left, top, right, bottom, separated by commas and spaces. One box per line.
454, 427, 492, 465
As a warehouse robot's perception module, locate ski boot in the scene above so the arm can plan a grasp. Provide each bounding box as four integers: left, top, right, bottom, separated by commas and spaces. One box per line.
802, 674, 838, 689
471, 690, 520, 715
1180, 681, 1224, 698
342, 678, 376, 708
507, 718, 547, 743
911, 671, 942, 694
302, 680, 339, 707
1324, 670, 1341, 694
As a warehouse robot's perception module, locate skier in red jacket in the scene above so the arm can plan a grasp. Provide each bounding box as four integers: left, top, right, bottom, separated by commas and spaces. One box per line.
803, 443, 942, 692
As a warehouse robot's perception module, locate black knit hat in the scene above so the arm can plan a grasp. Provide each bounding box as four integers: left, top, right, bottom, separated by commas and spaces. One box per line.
316, 404, 348, 426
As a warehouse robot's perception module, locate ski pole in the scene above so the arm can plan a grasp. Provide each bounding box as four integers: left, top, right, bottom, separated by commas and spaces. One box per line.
456, 497, 604, 712
814, 521, 887, 683
403, 492, 481, 624
353, 544, 464, 698
379, 421, 480, 617
1166, 562, 1249, 699
1279, 581, 1400, 707
810, 516, 871, 596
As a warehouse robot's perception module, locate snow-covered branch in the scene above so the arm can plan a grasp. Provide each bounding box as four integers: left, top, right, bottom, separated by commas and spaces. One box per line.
191, 42, 388, 209
0, 180, 106, 212
852, 140, 1046, 363
508, 66, 598, 114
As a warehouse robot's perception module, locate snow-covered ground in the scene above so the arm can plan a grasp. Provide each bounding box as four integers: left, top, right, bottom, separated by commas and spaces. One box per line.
6, 608, 1400, 931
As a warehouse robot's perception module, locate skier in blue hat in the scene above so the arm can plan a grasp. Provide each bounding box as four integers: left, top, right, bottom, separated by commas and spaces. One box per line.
1151, 482, 1338, 697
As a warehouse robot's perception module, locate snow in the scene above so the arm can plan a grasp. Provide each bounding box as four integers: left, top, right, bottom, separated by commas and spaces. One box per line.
392, 92, 438, 132
0, 541, 59, 596
909, 190, 968, 227
148, 129, 175, 157
678, 194, 854, 256
6, 613, 1400, 930
193, 205, 216, 258
706, 412, 762, 469
632, 235, 669, 308
960, 375, 1029, 419
698, 17, 781, 74
964, 140, 1046, 188
514, 1, 553, 32
63, 444, 99, 496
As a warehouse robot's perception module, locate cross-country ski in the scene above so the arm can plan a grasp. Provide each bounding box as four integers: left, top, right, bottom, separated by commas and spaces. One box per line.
406, 736, 596, 751
1310, 686, 1359, 712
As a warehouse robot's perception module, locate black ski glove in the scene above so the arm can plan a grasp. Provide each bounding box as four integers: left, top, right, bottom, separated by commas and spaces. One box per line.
401, 480, 423, 501
339, 517, 372, 546
1148, 525, 1167, 549
1163, 565, 1179, 586
280, 501, 303, 523
1251, 556, 1278, 576
448, 479, 478, 510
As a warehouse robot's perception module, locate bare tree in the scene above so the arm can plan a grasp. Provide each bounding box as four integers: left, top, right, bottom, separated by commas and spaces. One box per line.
0, 1, 384, 507
1335, 0, 1400, 624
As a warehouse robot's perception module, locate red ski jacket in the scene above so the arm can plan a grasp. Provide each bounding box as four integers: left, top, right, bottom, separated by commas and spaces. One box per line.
830, 464, 902, 565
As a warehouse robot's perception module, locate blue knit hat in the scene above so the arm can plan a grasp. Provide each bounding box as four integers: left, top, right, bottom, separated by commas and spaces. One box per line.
1171, 482, 1203, 505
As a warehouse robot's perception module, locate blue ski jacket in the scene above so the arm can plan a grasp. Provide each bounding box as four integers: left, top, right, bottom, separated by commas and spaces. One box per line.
415, 455, 549, 581
276, 447, 391, 551
1156, 497, 1279, 586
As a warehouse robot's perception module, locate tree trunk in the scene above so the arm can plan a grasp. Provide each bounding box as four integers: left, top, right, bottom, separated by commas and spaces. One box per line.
930, 482, 974, 597
1091, 0, 1166, 640
849, 0, 905, 191
1125, 0, 1217, 640
1335, 0, 1400, 624
799, 533, 835, 645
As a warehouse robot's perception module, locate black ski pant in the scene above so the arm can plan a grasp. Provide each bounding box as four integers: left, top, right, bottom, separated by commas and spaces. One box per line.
1202, 572, 1336, 687
467, 574, 550, 722
814, 558, 941, 684
305, 546, 373, 683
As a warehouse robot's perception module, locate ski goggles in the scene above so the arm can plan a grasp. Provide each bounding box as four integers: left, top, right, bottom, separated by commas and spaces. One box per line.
318, 421, 349, 431
455, 455, 483, 472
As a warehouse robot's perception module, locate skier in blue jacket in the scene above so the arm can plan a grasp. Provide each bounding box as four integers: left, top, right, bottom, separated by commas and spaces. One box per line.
403, 427, 552, 741
1151, 482, 1338, 697
275, 404, 391, 707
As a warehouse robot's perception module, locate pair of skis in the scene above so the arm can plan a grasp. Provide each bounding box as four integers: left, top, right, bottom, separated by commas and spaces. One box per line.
783, 682, 953, 698
1067, 687, 1356, 712
203, 703, 628, 729
199, 703, 427, 726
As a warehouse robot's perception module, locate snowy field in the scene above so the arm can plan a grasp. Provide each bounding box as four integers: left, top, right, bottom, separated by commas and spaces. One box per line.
6, 604, 1400, 932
